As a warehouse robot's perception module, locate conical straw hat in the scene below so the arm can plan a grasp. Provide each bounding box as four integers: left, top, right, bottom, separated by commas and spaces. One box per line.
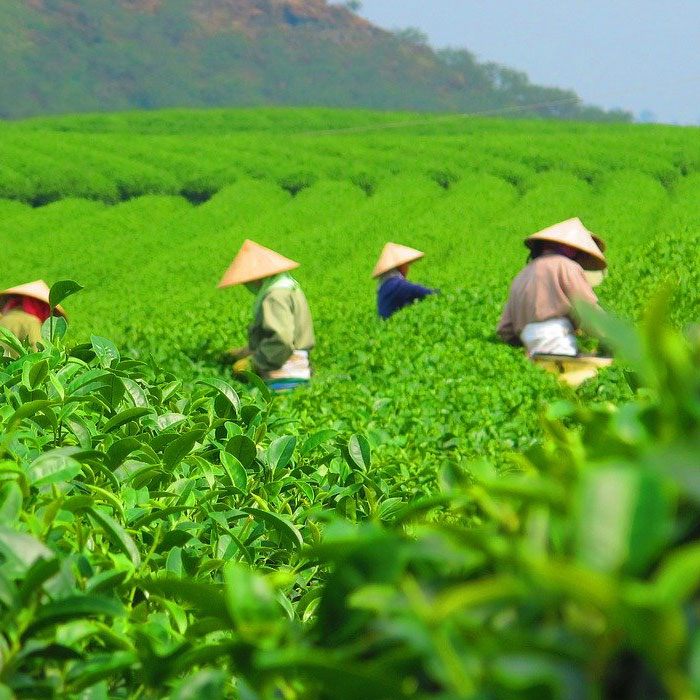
0, 280, 67, 317
372, 242, 425, 278
525, 218, 607, 271
591, 234, 606, 253
218, 240, 300, 288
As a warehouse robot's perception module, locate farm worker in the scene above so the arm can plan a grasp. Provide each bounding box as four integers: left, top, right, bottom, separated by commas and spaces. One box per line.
218, 240, 315, 392
372, 242, 437, 319
497, 218, 607, 356
0, 280, 67, 356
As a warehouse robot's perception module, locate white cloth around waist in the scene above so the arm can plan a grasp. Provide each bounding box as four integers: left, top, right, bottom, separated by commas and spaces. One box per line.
265, 350, 311, 380
520, 318, 577, 357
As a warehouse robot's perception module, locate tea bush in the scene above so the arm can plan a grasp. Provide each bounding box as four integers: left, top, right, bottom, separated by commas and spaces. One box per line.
1, 108, 700, 698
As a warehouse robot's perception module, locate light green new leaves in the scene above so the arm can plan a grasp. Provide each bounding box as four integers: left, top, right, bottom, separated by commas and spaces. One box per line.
86, 507, 141, 567
0, 481, 23, 522
347, 434, 371, 471
90, 335, 120, 368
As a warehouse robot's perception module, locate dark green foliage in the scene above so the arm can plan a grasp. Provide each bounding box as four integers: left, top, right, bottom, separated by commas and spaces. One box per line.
1, 113, 700, 697
4, 284, 700, 698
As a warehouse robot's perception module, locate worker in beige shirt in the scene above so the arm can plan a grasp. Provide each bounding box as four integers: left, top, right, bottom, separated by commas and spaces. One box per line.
497, 218, 607, 357
218, 240, 315, 392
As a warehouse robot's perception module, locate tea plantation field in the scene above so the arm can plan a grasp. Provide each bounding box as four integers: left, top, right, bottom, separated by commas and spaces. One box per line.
2, 108, 700, 699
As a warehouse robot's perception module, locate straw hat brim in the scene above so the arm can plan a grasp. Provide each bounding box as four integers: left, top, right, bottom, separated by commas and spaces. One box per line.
218, 240, 300, 288
525, 235, 607, 271
0, 282, 67, 318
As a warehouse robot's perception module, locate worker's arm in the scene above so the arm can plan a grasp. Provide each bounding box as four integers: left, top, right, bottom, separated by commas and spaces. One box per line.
220, 345, 251, 363
561, 264, 599, 329
497, 300, 519, 345
252, 293, 295, 372
401, 278, 436, 303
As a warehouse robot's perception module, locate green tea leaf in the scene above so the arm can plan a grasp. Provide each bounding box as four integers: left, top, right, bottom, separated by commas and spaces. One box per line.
163, 430, 203, 470
103, 407, 152, 433
242, 507, 303, 549
225, 435, 257, 468
6, 399, 52, 428
17, 556, 61, 606
0, 480, 23, 523
197, 378, 240, 413
576, 463, 671, 574
0, 526, 53, 576
27, 359, 49, 389
27, 448, 82, 487
0, 326, 26, 357
49, 279, 84, 308
121, 377, 149, 407
224, 563, 281, 636
652, 542, 700, 604
90, 335, 120, 368
86, 507, 141, 567
268, 435, 296, 473
166, 546, 184, 577
347, 434, 371, 471
23, 595, 124, 636
239, 370, 272, 402
135, 579, 229, 618
220, 451, 247, 490
66, 652, 137, 693
42, 315, 68, 344
301, 429, 338, 456
171, 670, 226, 700
106, 438, 143, 468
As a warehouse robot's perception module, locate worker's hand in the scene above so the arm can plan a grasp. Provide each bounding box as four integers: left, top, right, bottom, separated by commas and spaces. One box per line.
233, 356, 253, 375
220, 346, 251, 363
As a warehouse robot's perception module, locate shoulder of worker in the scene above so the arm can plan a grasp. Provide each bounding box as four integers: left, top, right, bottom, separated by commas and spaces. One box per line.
383, 275, 432, 293
526, 254, 586, 281
538, 254, 585, 273
262, 286, 297, 304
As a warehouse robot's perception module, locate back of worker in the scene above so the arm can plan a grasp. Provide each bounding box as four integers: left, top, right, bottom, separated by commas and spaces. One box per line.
0, 280, 67, 357
0, 307, 43, 351
219, 239, 315, 392
247, 279, 315, 381
373, 242, 436, 319
498, 254, 598, 346
497, 218, 607, 357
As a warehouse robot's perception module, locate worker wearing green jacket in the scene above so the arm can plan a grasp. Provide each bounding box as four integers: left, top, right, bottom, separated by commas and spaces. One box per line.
218, 240, 315, 392
0, 280, 67, 356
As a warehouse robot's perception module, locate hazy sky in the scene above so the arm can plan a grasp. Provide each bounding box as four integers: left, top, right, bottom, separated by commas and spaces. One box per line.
356, 0, 699, 124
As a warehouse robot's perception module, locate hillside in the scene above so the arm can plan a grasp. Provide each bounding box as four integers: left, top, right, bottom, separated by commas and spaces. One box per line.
0, 0, 630, 120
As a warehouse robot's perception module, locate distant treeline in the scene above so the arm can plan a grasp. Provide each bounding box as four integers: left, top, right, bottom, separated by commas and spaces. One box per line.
0, 0, 631, 121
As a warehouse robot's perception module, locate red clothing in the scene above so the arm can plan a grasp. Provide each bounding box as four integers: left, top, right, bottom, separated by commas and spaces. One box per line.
3, 296, 52, 323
